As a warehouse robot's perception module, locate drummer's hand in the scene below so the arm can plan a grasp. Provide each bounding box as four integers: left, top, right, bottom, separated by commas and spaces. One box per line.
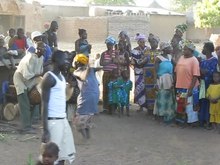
41, 130, 50, 143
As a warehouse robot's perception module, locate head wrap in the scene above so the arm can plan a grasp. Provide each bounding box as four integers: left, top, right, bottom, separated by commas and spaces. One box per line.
175, 23, 187, 34
73, 54, 89, 66
119, 31, 128, 37
148, 33, 160, 43
160, 42, 171, 50
105, 36, 116, 46
180, 40, 195, 51
135, 33, 146, 41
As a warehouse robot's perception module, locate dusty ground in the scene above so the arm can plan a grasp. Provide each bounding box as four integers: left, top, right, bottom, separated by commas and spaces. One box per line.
1, 42, 217, 165
1, 103, 220, 165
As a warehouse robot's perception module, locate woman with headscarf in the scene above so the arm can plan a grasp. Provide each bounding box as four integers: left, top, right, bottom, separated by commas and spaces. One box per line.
175, 40, 200, 125
73, 54, 101, 139
171, 23, 187, 64
145, 33, 160, 114
199, 42, 218, 128
117, 39, 130, 77
100, 36, 118, 113
118, 31, 131, 54
75, 29, 92, 57
130, 33, 149, 112
154, 42, 175, 123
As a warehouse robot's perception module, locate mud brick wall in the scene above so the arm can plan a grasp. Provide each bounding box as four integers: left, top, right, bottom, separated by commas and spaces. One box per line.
108, 16, 149, 41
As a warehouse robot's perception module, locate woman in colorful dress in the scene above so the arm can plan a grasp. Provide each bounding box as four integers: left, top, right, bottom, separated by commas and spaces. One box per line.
154, 42, 175, 123
117, 40, 130, 76
145, 33, 160, 114
118, 31, 131, 55
199, 42, 218, 128
100, 36, 118, 113
171, 23, 187, 64
73, 54, 100, 139
175, 40, 200, 125
130, 33, 149, 112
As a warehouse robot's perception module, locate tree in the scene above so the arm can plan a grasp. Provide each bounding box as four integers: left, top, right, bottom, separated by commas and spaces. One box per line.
88, 0, 135, 5
171, 0, 201, 12
194, 0, 220, 28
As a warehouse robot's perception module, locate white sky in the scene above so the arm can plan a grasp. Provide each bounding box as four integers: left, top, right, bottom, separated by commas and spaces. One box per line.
135, 0, 171, 9
26, 0, 172, 9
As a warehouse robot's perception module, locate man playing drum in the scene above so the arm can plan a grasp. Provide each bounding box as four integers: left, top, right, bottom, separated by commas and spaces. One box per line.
13, 41, 45, 134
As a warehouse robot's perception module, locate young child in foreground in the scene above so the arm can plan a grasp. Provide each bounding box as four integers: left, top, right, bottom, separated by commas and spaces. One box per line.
36, 142, 59, 165
206, 72, 220, 133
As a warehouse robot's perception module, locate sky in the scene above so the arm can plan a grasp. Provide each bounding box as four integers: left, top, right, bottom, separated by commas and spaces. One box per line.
26, 0, 172, 9
135, 0, 172, 9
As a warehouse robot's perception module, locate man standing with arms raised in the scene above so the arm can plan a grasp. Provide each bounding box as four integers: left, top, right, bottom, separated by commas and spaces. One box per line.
41, 50, 76, 165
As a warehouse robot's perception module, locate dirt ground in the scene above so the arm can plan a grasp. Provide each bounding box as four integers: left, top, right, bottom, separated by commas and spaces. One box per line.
1, 103, 220, 165
1, 42, 218, 165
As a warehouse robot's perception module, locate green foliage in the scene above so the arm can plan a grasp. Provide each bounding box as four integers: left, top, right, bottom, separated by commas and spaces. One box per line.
27, 154, 34, 165
171, 0, 201, 12
195, 0, 220, 28
88, 0, 135, 5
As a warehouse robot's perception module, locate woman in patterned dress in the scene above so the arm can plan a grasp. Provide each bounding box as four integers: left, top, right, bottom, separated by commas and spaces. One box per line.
199, 42, 218, 128
130, 33, 150, 112
100, 36, 118, 113
145, 33, 160, 114
154, 42, 175, 123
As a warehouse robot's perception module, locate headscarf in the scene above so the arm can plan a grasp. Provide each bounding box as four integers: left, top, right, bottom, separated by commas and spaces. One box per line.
160, 42, 171, 50
105, 36, 116, 46
175, 23, 187, 34
148, 33, 160, 43
180, 40, 195, 51
119, 31, 128, 37
73, 54, 89, 66
135, 33, 146, 41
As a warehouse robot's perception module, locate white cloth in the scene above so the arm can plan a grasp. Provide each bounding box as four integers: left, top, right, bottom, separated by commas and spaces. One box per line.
94, 58, 103, 84
13, 51, 43, 95
16, 51, 43, 80
48, 118, 76, 164
185, 96, 198, 123
47, 71, 66, 118
157, 73, 173, 90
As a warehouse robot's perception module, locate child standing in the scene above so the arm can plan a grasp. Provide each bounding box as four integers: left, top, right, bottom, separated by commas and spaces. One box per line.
108, 69, 122, 115
36, 142, 59, 165
120, 70, 132, 116
206, 72, 220, 132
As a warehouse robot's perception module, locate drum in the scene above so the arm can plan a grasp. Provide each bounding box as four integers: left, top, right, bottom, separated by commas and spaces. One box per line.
28, 85, 41, 105
3, 103, 18, 121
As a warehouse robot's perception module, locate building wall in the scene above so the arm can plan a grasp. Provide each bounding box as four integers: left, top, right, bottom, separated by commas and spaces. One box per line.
0, 0, 43, 34
42, 6, 89, 23
187, 24, 220, 43
57, 16, 149, 44
108, 16, 149, 41
57, 16, 108, 44
149, 14, 186, 42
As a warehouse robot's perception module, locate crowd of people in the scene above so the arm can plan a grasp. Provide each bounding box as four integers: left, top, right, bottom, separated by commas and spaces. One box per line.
98, 24, 220, 133
1, 21, 220, 164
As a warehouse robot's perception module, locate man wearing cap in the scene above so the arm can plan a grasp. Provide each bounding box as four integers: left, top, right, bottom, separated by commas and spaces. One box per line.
28, 31, 52, 73
13, 41, 45, 134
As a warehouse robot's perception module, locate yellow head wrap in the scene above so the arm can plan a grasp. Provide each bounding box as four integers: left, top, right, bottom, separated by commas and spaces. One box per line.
73, 54, 89, 66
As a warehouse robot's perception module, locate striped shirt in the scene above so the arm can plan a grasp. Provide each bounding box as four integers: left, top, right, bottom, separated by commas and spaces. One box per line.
102, 50, 118, 72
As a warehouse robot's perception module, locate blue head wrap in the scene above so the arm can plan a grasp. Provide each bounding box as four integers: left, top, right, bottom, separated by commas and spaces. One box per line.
105, 36, 116, 46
